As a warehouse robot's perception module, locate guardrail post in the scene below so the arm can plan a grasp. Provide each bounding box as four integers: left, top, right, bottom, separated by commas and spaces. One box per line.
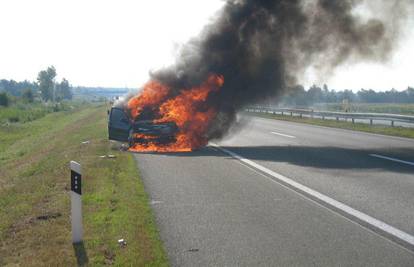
290, 112, 293, 116
281, 111, 284, 116
370, 119, 373, 125
322, 116, 325, 120
300, 113, 303, 118
391, 120, 394, 127
70, 161, 83, 244
352, 118, 355, 124
336, 117, 339, 122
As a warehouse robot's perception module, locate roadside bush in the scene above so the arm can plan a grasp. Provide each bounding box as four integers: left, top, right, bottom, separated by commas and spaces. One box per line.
0, 92, 9, 107
8, 116, 19, 123
0, 101, 73, 124
22, 89, 34, 103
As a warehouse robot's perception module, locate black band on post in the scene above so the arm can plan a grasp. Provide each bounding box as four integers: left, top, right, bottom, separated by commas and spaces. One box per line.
71, 170, 82, 195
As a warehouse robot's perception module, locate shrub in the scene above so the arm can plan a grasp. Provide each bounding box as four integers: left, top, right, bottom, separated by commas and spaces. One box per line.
0, 92, 9, 106
22, 89, 34, 103
8, 116, 20, 123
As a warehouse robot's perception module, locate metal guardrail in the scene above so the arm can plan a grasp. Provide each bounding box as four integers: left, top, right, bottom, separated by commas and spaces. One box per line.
246, 106, 414, 127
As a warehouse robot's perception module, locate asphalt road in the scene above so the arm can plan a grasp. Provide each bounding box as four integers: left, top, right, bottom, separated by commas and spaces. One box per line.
134, 115, 414, 266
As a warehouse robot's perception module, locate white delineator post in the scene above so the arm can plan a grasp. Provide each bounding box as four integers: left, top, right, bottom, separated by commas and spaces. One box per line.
70, 161, 83, 243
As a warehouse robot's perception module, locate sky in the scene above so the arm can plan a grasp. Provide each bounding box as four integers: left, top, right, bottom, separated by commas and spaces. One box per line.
0, 0, 413, 91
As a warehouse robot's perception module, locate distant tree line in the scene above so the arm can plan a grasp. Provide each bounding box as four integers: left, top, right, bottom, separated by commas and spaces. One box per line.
0, 66, 72, 106
73, 87, 130, 96
280, 84, 414, 107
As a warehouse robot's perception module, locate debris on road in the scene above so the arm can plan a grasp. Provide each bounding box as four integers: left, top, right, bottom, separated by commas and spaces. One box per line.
99, 154, 117, 159
120, 144, 129, 151
150, 200, 163, 205
118, 239, 127, 248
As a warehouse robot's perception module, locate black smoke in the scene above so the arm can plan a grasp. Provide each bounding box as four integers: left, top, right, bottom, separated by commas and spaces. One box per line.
142, 0, 413, 139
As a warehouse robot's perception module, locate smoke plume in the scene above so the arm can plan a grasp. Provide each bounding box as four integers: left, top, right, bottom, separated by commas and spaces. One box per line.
131, 0, 413, 141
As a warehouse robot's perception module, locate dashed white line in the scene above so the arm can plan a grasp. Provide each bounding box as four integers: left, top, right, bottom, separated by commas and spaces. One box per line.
210, 143, 414, 248
370, 154, 414, 167
270, 131, 296, 138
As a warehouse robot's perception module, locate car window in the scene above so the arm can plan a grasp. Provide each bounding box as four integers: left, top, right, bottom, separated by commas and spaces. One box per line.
111, 109, 129, 127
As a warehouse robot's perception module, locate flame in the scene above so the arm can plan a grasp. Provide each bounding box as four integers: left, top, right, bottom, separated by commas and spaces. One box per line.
127, 74, 224, 152
127, 80, 169, 118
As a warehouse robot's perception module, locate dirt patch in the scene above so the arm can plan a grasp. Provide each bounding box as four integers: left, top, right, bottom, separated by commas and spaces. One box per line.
36, 212, 62, 221
103, 248, 116, 265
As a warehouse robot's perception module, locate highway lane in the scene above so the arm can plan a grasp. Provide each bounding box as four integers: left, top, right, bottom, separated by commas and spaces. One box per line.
134, 115, 414, 266
219, 116, 414, 235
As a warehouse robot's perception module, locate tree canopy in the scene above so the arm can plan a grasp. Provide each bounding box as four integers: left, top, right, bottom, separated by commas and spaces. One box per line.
279, 85, 414, 107
55, 78, 73, 100
37, 66, 57, 102
0, 92, 9, 106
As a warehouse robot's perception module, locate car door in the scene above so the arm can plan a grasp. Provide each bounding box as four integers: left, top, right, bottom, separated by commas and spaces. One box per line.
108, 107, 131, 142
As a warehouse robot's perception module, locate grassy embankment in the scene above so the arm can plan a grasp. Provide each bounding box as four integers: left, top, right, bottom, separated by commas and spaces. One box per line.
248, 111, 414, 139
0, 103, 168, 266
0, 101, 73, 124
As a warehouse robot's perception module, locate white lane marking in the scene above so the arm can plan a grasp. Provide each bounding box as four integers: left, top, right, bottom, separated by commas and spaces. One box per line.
270, 131, 296, 139
370, 154, 414, 167
210, 143, 414, 247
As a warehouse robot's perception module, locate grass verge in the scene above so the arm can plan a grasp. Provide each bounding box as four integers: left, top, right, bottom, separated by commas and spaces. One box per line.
0, 102, 73, 124
0, 104, 168, 266
312, 103, 414, 115
247, 111, 414, 139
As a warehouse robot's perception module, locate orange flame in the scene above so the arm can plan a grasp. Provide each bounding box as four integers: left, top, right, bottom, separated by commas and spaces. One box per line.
127, 74, 224, 152
127, 80, 170, 118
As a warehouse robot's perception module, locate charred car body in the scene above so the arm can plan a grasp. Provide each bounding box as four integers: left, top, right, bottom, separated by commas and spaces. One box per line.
108, 107, 178, 147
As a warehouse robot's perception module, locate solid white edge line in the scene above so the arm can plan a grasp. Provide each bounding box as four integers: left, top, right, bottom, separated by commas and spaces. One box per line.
270, 132, 296, 138
210, 143, 414, 247
370, 154, 414, 167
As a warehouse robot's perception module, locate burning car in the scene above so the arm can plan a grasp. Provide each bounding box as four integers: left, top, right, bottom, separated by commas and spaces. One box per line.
108, 106, 178, 148
108, 74, 224, 153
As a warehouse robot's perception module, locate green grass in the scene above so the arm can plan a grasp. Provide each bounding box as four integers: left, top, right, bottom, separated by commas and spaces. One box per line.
0, 104, 168, 266
0, 101, 73, 124
312, 103, 414, 115
248, 112, 414, 139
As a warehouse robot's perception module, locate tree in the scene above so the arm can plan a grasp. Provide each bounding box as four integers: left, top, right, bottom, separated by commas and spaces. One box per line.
56, 78, 72, 100
0, 92, 9, 106
22, 88, 34, 103
282, 85, 308, 107
37, 66, 57, 102
0, 79, 36, 96
308, 85, 323, 103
